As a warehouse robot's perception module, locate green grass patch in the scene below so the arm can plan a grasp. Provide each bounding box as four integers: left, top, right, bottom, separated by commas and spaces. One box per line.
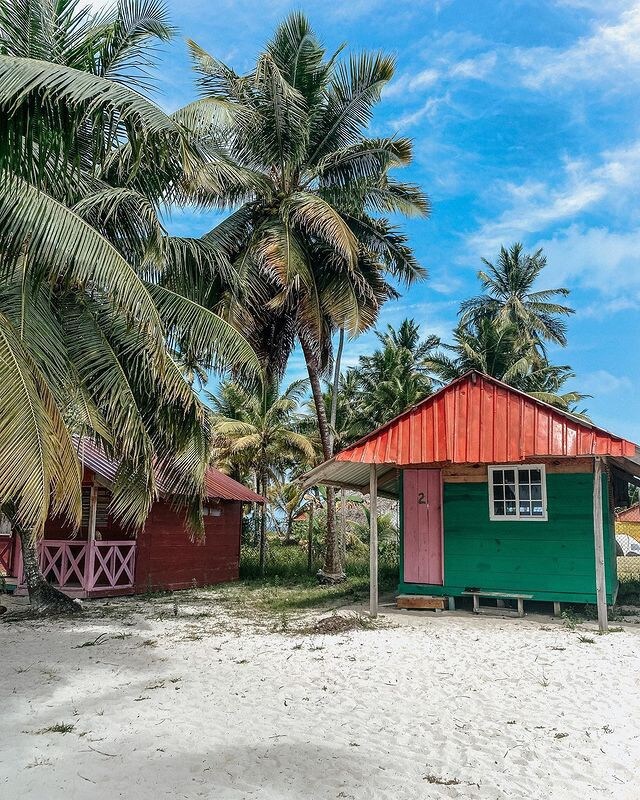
235, 541, 398, 616
212, 556, 397, 618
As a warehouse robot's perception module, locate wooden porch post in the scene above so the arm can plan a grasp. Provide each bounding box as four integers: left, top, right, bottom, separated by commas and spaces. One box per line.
86, 483, 98, 592
593, 457, 608, 633
369, 464, 378, 619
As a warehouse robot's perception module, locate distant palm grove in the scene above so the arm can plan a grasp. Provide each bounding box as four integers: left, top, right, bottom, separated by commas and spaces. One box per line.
0, 1, 583, 607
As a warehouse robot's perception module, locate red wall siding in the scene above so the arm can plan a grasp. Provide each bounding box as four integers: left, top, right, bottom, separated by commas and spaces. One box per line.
134, 500, 242, 592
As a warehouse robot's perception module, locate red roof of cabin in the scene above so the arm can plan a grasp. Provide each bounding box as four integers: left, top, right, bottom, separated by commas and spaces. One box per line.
78, 439, 264, 503
617, 503, 640, 523
335, 371, 637, 466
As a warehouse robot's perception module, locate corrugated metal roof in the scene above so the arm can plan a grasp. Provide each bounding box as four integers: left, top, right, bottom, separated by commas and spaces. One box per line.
336, 372, 637, 465
617, 503, 640, 523
76, 439, 264, 503
203, 469, 264, 503
301, 372, 638, 493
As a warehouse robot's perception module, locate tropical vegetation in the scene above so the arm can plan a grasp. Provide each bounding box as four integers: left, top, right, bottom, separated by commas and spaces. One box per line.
209, 378, 316, 572
170, 12, 430, 579
0, 0, 258, 610
0, 0, 591, 610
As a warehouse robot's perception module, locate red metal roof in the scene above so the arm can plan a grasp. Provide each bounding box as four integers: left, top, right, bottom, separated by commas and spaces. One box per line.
335, 371, 638, 466
77, 439, 263, 503
617, 503, 640, 523
203, 469, 264, 503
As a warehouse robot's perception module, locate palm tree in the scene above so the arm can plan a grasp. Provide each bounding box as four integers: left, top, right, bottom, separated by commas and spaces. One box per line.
181, 13, 429, 578
210, 378, 317, 572
355, 319, 440, 428
429, 318, 587, 413
0, 0, 258, 611
459, 243, 574, 354
267, 480, 313, 543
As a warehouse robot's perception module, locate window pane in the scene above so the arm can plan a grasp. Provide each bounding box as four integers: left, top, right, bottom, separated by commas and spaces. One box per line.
505, 501, 517, 515
530, 469, 541, 483
494, 501, 505, 516
532, 503, 544, 516
494, 485, 504, 500
519, 485, 530, 500
531, 485, 542, 500
504, 469, 515, 483
520, 502, 532, 516
519, 469, 529, 483
492, 470, 503, 484
505, 484, 516, 500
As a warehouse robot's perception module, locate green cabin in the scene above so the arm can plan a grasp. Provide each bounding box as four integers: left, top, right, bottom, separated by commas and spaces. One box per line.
305, 372, 640, 621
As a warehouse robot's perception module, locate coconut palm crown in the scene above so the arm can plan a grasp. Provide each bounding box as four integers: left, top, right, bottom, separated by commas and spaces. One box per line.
459, 243, 574, 353
0, 0, 258, 546
182, 12, 429, 576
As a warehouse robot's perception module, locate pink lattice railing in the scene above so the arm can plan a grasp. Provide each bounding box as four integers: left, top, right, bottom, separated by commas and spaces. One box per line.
0, 535, 13, 575
87, 541, 136, 590
34, 540, 136, 592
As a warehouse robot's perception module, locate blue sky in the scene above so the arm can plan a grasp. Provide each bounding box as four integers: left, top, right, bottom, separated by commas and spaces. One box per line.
148, 0, 640, 441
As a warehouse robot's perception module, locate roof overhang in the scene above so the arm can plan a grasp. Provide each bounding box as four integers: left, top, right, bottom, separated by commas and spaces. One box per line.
301, 460, 401, 498
608, 452, 640, 489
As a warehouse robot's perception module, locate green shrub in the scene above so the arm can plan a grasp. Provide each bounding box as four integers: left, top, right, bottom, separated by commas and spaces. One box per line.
240, 538, 398, 592
618, 578, 640, 606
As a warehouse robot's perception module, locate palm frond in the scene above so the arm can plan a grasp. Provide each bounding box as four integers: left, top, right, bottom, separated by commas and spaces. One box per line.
0, 313, 81, 534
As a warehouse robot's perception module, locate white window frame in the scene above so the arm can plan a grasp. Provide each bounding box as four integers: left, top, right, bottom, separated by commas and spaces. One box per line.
488, 464, 548, 522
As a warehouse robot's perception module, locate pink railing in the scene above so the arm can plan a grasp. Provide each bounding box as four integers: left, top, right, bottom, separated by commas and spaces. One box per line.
0, 535, 13, 575
87, 541, 136, 591
36, 540, 136, 592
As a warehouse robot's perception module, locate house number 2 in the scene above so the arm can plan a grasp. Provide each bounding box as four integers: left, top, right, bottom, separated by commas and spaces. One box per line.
417, 492, 428, 507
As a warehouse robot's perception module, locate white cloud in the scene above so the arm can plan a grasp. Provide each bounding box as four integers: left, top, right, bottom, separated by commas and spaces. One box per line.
449, 51, 497, 80
580, 370, 633, 396
536, 225, 640, 295
467, 140, 640, 255
390, 92, 452, 128
385, 50, 497, 100
384, 68, 440, 99
517, 7, 640, 89
580, 294, 640, 318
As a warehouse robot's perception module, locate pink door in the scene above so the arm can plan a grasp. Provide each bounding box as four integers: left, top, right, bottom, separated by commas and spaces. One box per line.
403, 469, 443, 585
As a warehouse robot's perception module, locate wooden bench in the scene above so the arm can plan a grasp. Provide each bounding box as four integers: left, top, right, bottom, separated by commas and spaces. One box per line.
461, 590, 533, 618
396, 594, 445, 611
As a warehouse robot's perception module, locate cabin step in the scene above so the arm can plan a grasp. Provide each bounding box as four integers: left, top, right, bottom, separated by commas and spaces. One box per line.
396, 594, 445, 610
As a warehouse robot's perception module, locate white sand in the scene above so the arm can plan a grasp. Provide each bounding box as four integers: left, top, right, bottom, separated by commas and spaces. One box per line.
2, 595, 640, 800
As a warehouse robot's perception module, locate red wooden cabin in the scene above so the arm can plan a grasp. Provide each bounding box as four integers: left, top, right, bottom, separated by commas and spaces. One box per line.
0, 441, 263, 598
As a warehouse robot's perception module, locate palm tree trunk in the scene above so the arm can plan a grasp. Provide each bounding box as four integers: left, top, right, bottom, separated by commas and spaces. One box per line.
300, 339, 343, 582
307, 501, 314, 574
253, 475, 260, 547
12, 520, 80, 615
328, 327, 344, 454
340, 487, 347, 560
285, 515, 292, 544
259, 470, 268, 576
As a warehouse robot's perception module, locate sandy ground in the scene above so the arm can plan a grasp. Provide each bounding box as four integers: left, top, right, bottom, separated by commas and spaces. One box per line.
2, 593, 640, 800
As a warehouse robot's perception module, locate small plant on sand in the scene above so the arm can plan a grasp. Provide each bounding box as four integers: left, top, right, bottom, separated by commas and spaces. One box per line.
26, 757, 52, 769
36, 722, 75, 734
424, 774, 462, 786
561, 607, 583, 629
578, 634, 595, 644
598, 626, 623, 635
75, 632, 109, 648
